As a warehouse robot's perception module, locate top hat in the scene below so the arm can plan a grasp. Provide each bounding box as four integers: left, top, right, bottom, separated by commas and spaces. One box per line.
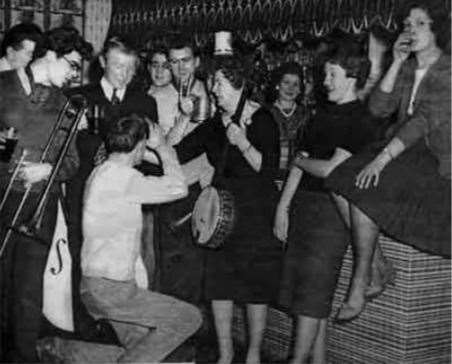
214, 31, 233, 55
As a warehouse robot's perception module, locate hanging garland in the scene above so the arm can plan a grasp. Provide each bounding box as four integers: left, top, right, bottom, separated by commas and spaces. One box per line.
109, 0, 405, 44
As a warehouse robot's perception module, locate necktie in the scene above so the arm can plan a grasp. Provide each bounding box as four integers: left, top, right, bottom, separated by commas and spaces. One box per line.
111, 88, 120, 105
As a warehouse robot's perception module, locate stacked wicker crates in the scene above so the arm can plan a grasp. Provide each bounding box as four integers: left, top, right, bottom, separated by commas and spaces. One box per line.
233, 236, 451, 363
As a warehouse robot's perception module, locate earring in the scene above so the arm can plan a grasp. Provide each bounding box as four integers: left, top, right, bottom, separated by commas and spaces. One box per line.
275, 86, 280, 90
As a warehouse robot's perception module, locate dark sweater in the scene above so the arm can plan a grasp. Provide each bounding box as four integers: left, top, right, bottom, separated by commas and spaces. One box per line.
0, 69, 79, 191
300, 100, 379, 191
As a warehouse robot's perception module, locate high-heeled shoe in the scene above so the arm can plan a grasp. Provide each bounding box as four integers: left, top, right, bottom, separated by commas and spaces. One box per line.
334, 299, 367, 323
365, 260, 396, 300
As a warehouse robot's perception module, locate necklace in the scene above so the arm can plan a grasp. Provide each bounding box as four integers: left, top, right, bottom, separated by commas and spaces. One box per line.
275, 101, 297, 118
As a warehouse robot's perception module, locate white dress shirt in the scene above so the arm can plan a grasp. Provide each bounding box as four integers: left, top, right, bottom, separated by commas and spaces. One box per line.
0, 57, 13, 72
100, 77, 126, 102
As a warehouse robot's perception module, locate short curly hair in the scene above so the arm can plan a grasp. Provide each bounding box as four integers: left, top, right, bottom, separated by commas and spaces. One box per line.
42, 26, 92, 60
325, 41, 370, 89
106, 114, 150, 154
268, 61, 304, 103
146, 44, 169, 64
213, 55, 248, 90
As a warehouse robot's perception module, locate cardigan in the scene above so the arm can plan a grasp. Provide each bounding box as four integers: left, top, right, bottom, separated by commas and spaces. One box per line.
0, 69, 79, 191
369, 53, 451, 178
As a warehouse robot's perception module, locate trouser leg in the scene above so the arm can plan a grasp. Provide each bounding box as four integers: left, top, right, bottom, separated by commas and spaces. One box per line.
81, 277, 202, 363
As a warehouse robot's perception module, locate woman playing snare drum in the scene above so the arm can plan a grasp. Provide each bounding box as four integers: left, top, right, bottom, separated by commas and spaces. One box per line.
175, 55, 282, 364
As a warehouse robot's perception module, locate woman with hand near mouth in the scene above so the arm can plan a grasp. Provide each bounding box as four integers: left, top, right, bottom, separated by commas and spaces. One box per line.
274, 42, 380, 364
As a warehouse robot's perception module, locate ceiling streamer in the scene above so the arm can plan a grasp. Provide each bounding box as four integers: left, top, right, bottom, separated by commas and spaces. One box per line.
109, 0, 448, 46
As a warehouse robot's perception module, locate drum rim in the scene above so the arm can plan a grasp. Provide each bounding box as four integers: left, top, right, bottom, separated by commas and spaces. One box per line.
192, 186, 235, 249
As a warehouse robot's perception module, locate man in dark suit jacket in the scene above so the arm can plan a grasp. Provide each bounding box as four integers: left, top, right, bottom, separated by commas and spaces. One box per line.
72, 36, 158, 171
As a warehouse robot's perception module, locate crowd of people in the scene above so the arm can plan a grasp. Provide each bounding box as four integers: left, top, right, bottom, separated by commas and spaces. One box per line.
0, 0, 450, 363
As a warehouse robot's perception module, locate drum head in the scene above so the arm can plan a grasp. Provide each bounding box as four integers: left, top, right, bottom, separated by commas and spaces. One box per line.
192, 186, 220, 245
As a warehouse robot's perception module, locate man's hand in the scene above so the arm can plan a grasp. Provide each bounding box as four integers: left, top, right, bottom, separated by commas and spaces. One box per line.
179, 96, 195, 116
147, 123, 165, 149
19, 162, 52, 188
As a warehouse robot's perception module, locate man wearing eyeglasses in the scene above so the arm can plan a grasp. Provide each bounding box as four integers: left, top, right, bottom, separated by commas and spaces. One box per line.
168, 36, 210, 129
156, 36, 213, 307
0, 26, 93, 362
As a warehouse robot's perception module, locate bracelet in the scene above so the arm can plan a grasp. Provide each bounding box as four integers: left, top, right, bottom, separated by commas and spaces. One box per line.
382, 147, 393, 160
241, 143, 253, 154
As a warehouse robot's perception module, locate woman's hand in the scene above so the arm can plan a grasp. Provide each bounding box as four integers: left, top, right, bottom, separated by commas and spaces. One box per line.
274, 203, 290, 243
226, 123, 249, 151
393, 32, 412, 63
355, 153, 390, 189
19, 162, 52, 188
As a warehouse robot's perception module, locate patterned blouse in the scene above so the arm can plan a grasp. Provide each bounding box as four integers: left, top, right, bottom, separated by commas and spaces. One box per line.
270, 102, 308, 178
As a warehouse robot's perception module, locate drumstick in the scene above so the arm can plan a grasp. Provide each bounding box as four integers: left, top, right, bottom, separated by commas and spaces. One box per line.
171, 211, 193, 228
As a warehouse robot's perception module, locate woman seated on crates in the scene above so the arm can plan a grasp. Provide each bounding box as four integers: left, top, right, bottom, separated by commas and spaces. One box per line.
325, 0, 451, 322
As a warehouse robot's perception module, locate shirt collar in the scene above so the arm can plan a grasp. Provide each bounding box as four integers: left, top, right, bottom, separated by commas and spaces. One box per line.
100, 77, 126, 102
0, 57, 13, 71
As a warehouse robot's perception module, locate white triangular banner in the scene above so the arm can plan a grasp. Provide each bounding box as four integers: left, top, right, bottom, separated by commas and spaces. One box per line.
42, 200, 74, 332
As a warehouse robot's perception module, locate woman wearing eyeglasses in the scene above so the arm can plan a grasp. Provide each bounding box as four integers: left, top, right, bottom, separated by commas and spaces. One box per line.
326, 0, 451, 322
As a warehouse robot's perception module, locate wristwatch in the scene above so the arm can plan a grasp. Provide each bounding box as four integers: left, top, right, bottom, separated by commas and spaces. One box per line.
296, 151, 309, 159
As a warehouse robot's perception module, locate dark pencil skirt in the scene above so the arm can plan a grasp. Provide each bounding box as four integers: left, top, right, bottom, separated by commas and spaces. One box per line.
325, 141, 451, 257
279, 190, 348, 319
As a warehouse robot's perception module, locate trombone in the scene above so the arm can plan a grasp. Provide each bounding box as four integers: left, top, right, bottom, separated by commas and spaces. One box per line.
0, 94, 87, 258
